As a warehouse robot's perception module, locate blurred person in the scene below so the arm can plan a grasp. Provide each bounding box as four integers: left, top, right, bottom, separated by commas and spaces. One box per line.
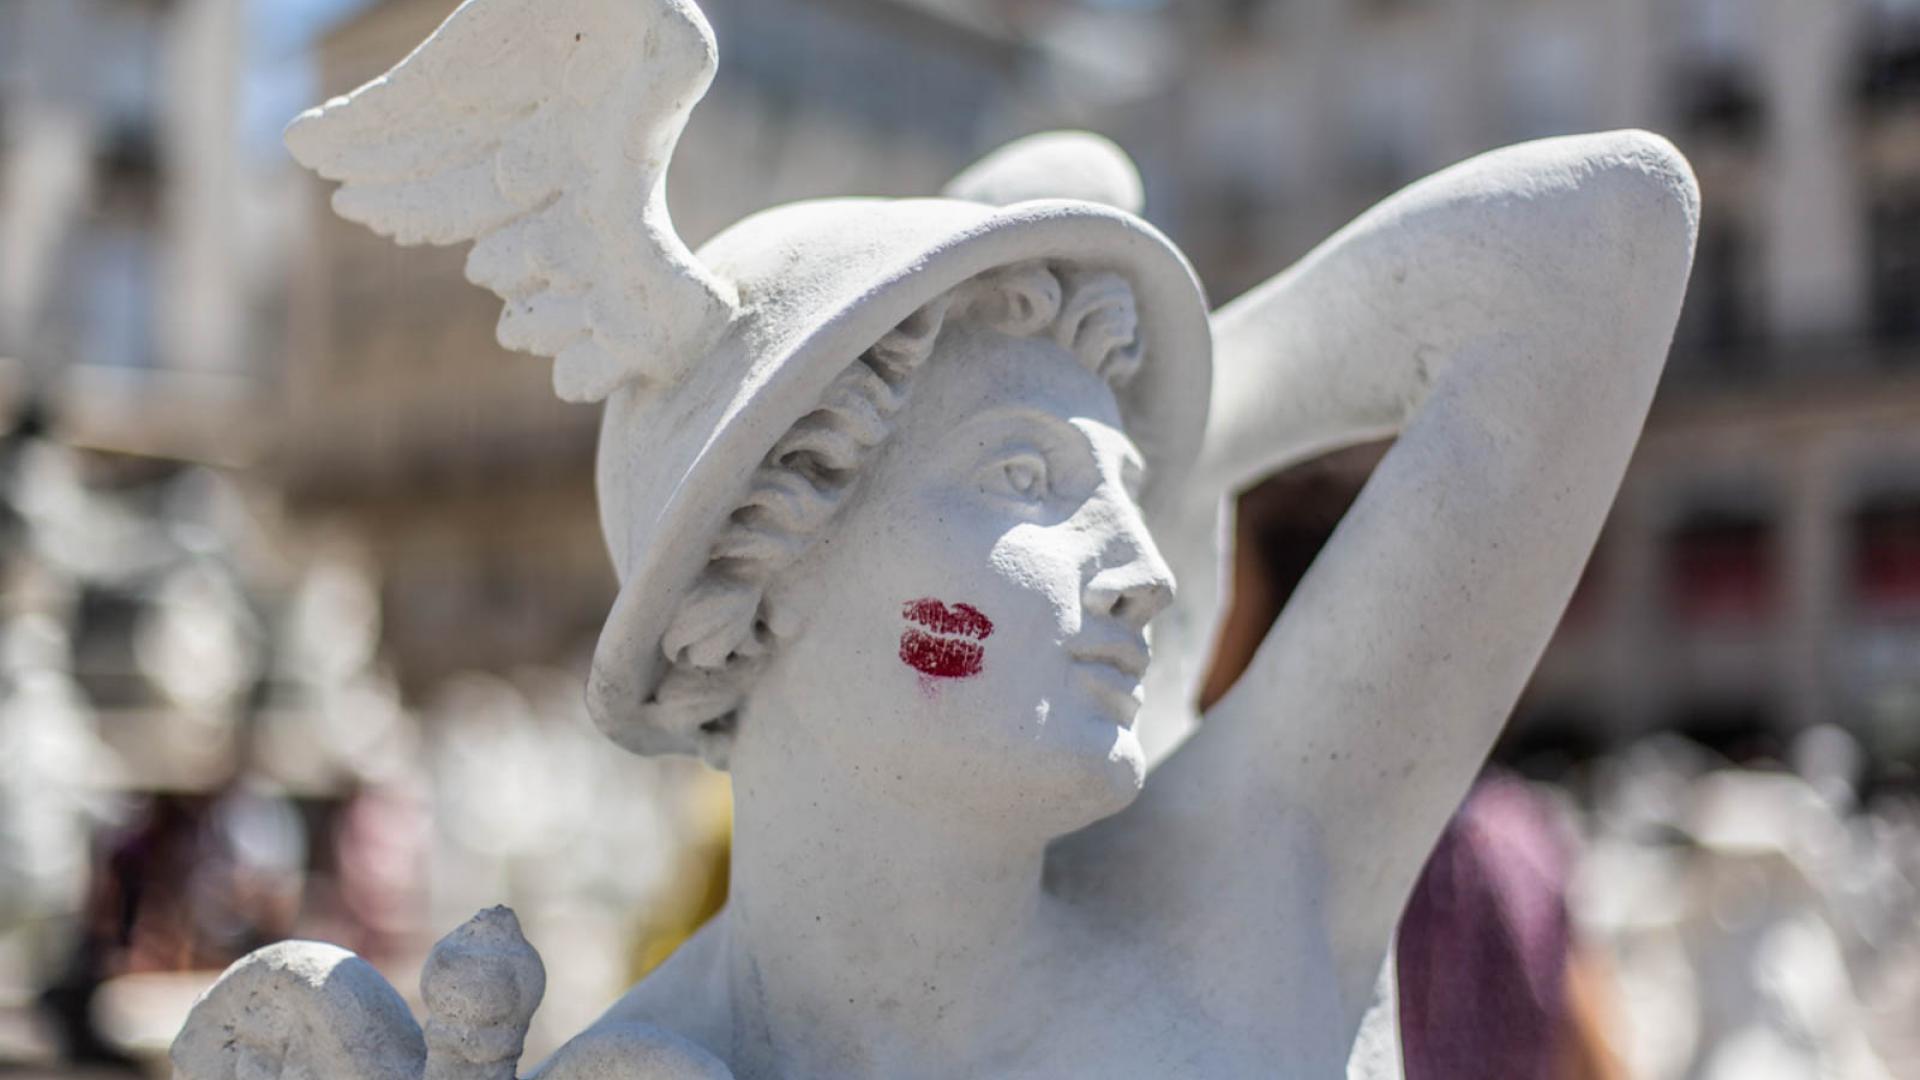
1396, 774, 1625, 1080
88, 785, 302, 978
316, 780, 432, 966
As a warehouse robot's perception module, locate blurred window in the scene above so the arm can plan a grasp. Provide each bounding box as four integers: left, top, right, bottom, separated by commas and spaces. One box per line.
75, 225, 157, 369
1344, 64, 1434, 191
1859, 0, 1920, 110
1495, 702, 1610, 782
1669, 699, 1778, 765
1666, 507, 1778, 627
710, 0, 1002, 151
95, 0, 168, 133
1220, 0, 1275, 32
1868, 195, 1920, 340
0, 6, 15, 107
73, 585, 152, 707
1853, 491, 1920, 615
1676, 63, 1765, 144
1677, 0, 1751, 66
1202, 175, 1277, 302
1501, 28, 1590, 141
95, 116, 163, 217
1675, 221, 1759, 352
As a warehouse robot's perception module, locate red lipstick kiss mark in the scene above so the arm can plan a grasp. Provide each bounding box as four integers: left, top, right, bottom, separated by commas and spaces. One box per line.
899, 598, 994, 679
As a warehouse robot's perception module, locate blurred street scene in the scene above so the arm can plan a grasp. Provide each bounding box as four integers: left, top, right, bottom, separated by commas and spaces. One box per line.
0, 0, 1917, 1075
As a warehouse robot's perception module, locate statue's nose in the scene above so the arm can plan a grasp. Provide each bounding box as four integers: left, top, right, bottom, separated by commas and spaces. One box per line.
1085, 530, 1174, 631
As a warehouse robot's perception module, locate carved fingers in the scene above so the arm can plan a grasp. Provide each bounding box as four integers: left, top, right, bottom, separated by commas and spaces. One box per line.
421, 906, 546, 1080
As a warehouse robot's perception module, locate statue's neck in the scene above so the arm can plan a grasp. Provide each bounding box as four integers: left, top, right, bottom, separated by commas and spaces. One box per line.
723, 759, 1056, 1078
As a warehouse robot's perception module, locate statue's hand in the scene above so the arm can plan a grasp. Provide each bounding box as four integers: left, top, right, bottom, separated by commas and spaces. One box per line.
170, 941, 426, 1080
172, 907, 549, 1080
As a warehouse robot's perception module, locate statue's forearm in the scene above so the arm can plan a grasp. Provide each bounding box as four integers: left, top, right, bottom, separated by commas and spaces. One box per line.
1145, 133, 1701, 765
1159, 130, 1699, 1021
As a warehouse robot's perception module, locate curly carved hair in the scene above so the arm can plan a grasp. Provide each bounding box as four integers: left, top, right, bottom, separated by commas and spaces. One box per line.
641, 260, 1144, 764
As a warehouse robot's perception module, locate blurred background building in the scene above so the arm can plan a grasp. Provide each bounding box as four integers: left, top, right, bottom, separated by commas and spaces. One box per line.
1, 0, 1918, 1076
1159, 0, 1920, 777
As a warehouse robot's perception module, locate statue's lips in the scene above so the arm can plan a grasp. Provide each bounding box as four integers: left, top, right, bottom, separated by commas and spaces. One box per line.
899, 599, 994, 678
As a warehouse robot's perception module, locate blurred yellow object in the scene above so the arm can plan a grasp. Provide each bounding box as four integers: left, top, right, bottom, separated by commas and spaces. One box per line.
629, 771, 733, 980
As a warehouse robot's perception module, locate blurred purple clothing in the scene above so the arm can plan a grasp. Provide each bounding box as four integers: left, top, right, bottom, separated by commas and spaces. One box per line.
1397, 775, 1573, 1080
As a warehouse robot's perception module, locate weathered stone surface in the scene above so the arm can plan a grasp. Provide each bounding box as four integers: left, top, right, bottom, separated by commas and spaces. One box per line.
170, 940, 424, 1080
422, 907, 545, 1080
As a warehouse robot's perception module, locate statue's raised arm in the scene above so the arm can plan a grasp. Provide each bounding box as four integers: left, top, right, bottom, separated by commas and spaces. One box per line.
1129, 131, 1699, 1022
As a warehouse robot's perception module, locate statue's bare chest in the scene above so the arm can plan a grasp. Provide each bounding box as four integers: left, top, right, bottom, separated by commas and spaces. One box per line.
574, 908, 1356, 1079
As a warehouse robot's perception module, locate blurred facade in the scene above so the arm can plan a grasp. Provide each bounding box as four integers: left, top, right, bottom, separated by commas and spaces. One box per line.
279, 0, 1920, 766
1160, 0, 1920, 782
0, 0, 267, 466
3, 0, 1920, 1075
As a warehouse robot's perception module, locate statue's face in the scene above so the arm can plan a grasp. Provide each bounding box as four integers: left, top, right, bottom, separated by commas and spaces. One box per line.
741, 319, 1173, 835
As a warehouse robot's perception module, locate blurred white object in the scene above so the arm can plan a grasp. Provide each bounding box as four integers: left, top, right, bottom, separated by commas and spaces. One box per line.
134, 559, 260, 712
1701, 913, 1893, 1080
1574, 736, 1914, 1080
0, 616, 120, 935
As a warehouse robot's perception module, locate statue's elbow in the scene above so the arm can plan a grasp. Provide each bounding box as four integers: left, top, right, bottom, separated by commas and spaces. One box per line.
1408, 129, 1700, 332
1562, 129, 1701, 312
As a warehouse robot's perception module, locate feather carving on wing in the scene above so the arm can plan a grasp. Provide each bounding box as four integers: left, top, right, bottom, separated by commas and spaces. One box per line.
284, 0, 737, 403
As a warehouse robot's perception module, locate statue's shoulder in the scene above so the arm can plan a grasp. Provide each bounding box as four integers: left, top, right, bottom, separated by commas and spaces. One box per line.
547, 931, 734, 1079
534, 1020, 735, 1079
587, 913, 734, 1046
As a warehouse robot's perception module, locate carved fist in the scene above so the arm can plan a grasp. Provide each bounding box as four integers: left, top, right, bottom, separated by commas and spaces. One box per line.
170, 908, 731, 1080
170, 941, 426, 1080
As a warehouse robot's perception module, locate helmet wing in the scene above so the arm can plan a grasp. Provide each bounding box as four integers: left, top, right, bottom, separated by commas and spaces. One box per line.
284, 0, 737, 402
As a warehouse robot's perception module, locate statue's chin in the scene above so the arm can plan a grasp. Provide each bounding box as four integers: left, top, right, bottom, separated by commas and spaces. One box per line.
1027, 718, 1149, 835
1102, 725, 1150, 808
881, 708, 1146, 840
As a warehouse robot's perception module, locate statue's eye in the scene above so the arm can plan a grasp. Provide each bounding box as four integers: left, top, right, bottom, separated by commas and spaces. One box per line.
992, 454, 1049, 501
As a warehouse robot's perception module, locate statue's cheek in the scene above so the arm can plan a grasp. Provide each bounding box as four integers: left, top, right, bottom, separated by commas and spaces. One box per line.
898, 598, 994, 679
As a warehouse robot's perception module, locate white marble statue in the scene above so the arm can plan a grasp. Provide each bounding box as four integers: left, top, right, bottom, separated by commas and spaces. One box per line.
172, 0, 1699, 1075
